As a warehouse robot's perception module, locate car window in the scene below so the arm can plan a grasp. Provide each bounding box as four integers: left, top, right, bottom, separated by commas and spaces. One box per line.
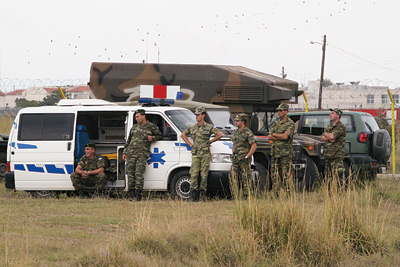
361, 115, 380, 132
300, 114, 354, 135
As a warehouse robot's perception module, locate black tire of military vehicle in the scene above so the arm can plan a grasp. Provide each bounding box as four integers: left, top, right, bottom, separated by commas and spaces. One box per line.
297, 155, 319, 191
372, 129, 391, 164
343, 161, 353, 184
253, 162, 271, 191
0, 163, 6, 181
170, 170, 191, 200
30, 190, 58, 198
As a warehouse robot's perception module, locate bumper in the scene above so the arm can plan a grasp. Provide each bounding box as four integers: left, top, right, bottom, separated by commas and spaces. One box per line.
207, 170, 230, 194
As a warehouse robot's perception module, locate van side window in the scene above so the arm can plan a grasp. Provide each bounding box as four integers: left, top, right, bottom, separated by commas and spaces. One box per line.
146, 114, 177, 141
19, 113, 75, 141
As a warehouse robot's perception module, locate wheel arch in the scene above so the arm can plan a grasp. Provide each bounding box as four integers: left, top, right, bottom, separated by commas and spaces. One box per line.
167, 166, 191, 191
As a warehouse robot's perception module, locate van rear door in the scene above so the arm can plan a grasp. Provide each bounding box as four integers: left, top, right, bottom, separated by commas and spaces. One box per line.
11, 111, 76, 191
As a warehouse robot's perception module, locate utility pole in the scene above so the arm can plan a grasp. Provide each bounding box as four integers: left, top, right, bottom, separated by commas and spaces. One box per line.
318, 35, 326, 110
281, 66, 287, 78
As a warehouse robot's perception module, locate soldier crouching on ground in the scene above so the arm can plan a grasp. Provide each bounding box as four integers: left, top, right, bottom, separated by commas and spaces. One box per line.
122, 109, 162, 201
230, 113, 257, 199
181, 107, 223, 201
70, 143, 107, 197
321, 108, 346, 185
267, 103, 295, 191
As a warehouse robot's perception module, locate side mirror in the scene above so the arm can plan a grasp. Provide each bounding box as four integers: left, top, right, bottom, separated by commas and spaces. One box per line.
250, 116, 259, 133
163, 126, 177, 140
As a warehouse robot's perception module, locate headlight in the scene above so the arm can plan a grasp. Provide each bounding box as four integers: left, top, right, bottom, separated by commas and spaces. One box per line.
211, 154, 232, 163
320, 145, 324, 155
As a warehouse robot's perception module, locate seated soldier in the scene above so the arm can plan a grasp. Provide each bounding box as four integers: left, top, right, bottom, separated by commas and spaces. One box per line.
70, 143, 107, 196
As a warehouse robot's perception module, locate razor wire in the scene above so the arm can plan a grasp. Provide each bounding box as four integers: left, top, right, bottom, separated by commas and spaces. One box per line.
292, 79, 400, 111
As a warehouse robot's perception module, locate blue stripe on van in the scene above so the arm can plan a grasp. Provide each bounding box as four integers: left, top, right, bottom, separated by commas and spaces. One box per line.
45, 164, 65, 174
26, 164, 45, 173
17, 143, 38, 149
65, 164, 74, 174
14, 164, 25, 171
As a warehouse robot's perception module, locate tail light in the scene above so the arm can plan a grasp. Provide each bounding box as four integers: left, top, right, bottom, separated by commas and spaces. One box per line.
357, 132, 368, 143
7, 162, 11, 172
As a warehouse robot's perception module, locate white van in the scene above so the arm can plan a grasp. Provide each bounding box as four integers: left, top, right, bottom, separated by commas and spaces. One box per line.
5, 99, 234, 199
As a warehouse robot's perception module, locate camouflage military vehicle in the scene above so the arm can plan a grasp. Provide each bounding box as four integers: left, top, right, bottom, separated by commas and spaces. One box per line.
89, 62, 308, 189
287, 111, 391, 186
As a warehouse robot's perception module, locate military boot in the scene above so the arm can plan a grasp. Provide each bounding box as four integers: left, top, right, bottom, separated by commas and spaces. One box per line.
128, 190, 135, 199
199, 190, 206, 201
190, 190, 198, 202
135, 190, 142, 201
76, 189, 84, 198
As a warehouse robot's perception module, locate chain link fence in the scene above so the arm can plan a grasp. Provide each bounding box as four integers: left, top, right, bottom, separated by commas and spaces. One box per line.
0, 78, 87, 108
292, 79, 400, 112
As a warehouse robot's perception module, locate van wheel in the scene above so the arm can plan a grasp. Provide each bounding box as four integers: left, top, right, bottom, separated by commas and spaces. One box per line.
297, 155, 319, 191
30, 190, 57, 198
170, 170, 191, 200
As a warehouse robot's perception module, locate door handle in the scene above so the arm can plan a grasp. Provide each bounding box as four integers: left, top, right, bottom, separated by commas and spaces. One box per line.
67, 142, 71, 151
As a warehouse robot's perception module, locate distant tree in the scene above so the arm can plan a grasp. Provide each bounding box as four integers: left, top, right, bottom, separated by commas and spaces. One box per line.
15, 89, 67, 108
15, 98, 40, 108
40, 89, 66, 106
322, 78, 333, 87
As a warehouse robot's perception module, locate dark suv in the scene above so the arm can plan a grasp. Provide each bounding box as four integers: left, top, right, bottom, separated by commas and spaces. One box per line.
287, 111, 391, 187
0, 133, 8, 180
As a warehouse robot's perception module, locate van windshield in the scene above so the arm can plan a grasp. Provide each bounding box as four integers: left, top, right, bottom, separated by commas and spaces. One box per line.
207, 110, 235, 129
165, 110, 196, 132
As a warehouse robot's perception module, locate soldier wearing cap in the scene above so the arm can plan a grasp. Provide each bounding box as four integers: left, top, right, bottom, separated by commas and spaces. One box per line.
230, 113, 257, 198
70, 143, 107, 196
123, 109, 162, 201
267, 103, 295, 190
181, 107, 223, 201
321, 108, 346, 181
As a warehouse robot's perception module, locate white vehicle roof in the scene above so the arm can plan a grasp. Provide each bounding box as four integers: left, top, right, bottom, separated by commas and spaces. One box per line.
17, 99, 189, 114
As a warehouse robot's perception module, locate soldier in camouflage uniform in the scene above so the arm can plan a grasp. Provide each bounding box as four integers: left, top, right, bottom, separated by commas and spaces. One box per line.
230, 114, 257, 198
267, 103, 295, 190
321, 108, 346, 182
70, 143, 107, 196
181, 107, 223, 201
123, 109, 162, 201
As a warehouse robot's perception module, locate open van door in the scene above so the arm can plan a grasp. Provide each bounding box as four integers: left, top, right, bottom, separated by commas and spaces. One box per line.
10, 111, 77, 191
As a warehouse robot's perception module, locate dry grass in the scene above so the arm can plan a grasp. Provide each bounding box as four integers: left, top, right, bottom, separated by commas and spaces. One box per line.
0, 116, 13, 134
1, 178, 400, 266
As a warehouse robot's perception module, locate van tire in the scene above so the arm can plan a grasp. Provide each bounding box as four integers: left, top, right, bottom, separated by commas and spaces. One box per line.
170, 170, 191, 200
297, 155, 319, 191
30, 190, 57, 198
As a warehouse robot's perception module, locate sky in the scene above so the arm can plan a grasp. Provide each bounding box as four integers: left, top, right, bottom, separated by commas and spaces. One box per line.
1, 0, 400, 89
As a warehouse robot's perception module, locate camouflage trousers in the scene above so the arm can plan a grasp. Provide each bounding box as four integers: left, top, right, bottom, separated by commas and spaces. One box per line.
324, 157, 344, 181
229, 158, 251, 197
190, 154, 211, 191
271, 156, 293, 190
70, 172, 107, 190
126, 156, 148, 191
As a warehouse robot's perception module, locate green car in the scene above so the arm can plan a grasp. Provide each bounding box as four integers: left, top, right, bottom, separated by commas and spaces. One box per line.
287, 111, 391, 187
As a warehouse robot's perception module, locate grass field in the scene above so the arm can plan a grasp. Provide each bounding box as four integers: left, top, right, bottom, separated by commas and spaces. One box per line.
1, 179, 400, 266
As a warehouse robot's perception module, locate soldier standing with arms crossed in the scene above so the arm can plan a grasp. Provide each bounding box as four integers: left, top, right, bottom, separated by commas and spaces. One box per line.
123, 109, 162, 201
267, 103, 295, 190
181, 107, 223, 201
321, 108, 346, 183
230, 114, 257, 199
